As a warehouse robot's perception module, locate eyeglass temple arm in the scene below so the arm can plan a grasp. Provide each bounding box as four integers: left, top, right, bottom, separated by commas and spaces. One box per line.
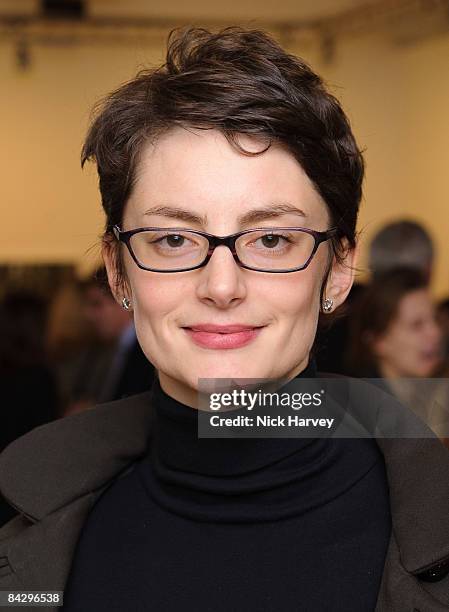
322, 227, 339, 241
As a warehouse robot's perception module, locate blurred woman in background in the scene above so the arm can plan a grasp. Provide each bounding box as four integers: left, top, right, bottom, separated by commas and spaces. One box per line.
347, 268, 448, 442
348, 267, 442, 379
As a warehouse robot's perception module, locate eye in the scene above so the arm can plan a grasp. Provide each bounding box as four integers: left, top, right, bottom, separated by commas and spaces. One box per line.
160, 234, 185, 248
251, 233, 292, 249
259, 234, 286, 248
146, 232, 195, 249
144, 231, 204, 254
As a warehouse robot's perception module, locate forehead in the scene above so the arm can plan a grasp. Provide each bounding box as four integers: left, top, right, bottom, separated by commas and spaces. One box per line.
398, 289, 433, 318
127, 127, 328, 227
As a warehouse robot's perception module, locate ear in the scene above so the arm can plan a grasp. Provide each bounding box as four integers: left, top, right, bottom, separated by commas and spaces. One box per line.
323, 240, 358, 311
101, 237, 130, 306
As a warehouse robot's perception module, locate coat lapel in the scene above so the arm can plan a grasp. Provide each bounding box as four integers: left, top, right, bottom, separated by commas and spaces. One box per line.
375, 532, 449, 612
0, 391, 154, 611
0, 391, 154, 521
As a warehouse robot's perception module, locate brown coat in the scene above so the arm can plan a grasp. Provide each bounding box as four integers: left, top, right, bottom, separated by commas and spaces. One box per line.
1, 390, 449, 611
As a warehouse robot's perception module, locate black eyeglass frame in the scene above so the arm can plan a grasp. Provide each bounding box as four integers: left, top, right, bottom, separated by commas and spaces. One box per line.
112, 224, 339, 274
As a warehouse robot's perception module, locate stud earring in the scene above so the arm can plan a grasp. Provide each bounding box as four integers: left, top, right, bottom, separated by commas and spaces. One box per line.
322, 298, 334, 313
122, 297, 132, 311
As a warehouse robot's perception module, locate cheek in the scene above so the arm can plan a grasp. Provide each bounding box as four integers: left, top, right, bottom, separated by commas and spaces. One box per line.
383, 329, 418, 366
259, 264, 323, 336
125, 265, 183, 343
400, 329, 422, 357
266, 276, 319, 315
384, 333, 406, 356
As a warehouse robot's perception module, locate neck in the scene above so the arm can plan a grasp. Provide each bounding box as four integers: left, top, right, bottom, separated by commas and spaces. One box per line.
378, 360, 404, 380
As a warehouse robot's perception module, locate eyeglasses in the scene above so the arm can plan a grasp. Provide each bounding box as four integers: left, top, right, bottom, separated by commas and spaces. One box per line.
112, 225, 338, 273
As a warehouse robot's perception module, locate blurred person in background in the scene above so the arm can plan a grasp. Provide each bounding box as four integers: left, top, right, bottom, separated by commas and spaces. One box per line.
316, 219, 435, 374
0, 290, 59, 525
46, 278, 96, 413
348, 267, 449, 444
64, 266, 156, 414
347, 268, 441, 379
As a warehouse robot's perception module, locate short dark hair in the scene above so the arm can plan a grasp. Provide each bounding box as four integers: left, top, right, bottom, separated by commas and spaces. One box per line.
82, 26, 364, 291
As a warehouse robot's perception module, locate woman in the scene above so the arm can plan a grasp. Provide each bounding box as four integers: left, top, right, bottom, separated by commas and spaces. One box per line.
348, 267, 447, 444
1, 27, 449, 612
348, 267, 442, 379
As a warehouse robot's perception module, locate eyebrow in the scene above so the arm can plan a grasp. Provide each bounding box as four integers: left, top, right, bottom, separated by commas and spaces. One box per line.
143, 203, 307, 226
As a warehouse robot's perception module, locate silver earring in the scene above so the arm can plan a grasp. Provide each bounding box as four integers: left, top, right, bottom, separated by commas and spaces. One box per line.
122, 297, 132, 311
322, 298, 333, 313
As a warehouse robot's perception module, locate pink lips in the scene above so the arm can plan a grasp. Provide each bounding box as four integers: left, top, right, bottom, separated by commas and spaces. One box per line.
183, 324, 264, 349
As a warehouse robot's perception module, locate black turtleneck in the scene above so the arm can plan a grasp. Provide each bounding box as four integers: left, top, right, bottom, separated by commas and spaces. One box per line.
63, 363, 391, 612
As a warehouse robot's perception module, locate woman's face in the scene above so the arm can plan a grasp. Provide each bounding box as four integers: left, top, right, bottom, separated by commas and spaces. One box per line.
106, 128, 353, 405
374, 289, 442, 378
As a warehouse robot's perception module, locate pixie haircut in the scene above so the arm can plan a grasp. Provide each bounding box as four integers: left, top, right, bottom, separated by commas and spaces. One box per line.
82, 26, 364, 292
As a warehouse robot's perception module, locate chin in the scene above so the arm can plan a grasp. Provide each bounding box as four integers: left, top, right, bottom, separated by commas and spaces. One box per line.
188, 359, 269, 384
420, 365, 439, 378
407, 365, 435, 378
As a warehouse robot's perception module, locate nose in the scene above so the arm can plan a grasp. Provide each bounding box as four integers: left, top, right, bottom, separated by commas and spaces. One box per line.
195, 244, 247, 308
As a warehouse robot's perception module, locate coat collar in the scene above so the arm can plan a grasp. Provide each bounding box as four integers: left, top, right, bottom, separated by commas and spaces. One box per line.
1, 386, 449, 576
0, 392, 154, 523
